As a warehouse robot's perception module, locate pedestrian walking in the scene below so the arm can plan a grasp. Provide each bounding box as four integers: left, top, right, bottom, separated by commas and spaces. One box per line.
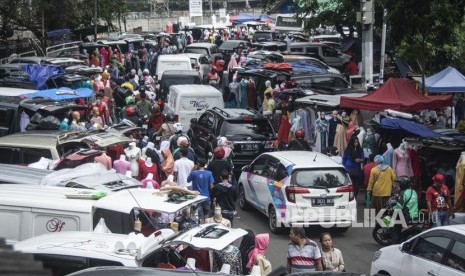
211, 171, 237, 225
239, 230, 255, 274
319, 232, 345, 272
173, 148, 195, 189
188, 160, 214, 223
287, 227, 323, 273
343, 137, 364, 197
247, 233, 272, 276
427, 173, 455, 227
367, 155, 396, 214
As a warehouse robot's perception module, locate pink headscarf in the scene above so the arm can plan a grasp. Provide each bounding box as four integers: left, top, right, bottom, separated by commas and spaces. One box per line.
247, 233, 270, 269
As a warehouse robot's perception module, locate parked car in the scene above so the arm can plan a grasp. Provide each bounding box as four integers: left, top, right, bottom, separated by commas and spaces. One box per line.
283, 55, 340, 74
188, 107, 276, 167
183, 42, 222, 61
238, 151, 355, 233
251, 41, 288, 52
159, 70, 202, 100
176, 53, 211, 79
292, 73, 362, 94
252, 30, 277, 42
219, 39, 251, 54
14, 224, 247, 276
370, 224, 465, 276
286, 42, 351, 70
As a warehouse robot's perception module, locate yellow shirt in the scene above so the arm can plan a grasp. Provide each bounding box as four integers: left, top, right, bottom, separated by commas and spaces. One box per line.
367, 165, 396, 197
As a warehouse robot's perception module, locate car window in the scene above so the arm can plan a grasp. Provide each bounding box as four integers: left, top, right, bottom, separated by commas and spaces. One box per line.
306, 47, 319, 56
210, 46, 218, 54
219, 120, 274, 138
88, 258, 124, 268
22, 147, 53, 163
291, 169, 349, 188
276, 163, 288, 181
252, 157, 268, 176
311, 77, 333, 86
290, 47, 303, 53
34, 254, 87, 276
412, 236, 452, 264
263, 158, 280, 179
185, 48, 209, 56
332, 77, 348, 88
199, 56, 209, 64
447, 240, 465, 272
0, 147, 19, 164
323, 46, 339, 57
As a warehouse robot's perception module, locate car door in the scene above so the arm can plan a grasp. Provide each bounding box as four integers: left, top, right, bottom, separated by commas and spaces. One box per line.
190, 113, 213, 159
399, 229, 455, 276
440, 233, 465, 276
246, 156, 269, 212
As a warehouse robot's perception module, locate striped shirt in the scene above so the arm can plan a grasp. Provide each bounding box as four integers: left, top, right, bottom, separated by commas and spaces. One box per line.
287, 239, 322, 273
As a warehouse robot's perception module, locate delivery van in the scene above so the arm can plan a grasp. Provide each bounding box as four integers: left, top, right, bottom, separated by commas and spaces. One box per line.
0, 185, 206, 244
155, 55, 193, 83
164, 84, 224, 132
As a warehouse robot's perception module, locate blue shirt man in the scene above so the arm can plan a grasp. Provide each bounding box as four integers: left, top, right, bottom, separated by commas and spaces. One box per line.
187, 160, 214, 222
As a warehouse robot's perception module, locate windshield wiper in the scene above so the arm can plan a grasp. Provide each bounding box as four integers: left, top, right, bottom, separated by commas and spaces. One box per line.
308, 185, 330, 193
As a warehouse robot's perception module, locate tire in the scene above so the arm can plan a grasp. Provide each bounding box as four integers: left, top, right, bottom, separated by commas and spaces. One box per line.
268, 206, 283, 234
372, 224, 392, 246
238, 184, 249, 210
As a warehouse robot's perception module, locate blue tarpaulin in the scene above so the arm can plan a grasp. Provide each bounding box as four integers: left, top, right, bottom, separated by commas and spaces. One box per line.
233, 14, 260, 25
21, 65, 65, 89
421, 66, 465, 93
259, 14, 276, 23
381, 117, 441, 138
47, 28, 72, 38
21, 87, 94, 101
288, 61, 327, 73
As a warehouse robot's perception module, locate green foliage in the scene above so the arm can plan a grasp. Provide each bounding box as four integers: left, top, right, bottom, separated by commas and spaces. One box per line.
457, 120, 465, 134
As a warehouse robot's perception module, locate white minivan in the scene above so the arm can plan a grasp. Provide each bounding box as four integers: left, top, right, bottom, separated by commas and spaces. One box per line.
164, 84, 224, 131
0, 185, 206, 244
155, 55, 193, 83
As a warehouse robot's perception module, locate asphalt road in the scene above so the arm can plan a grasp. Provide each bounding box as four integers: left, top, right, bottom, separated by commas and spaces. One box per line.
233, 195, 383, 275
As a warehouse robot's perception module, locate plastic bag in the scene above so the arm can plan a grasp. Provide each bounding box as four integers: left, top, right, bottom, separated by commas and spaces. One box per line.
37, 115, 60, 130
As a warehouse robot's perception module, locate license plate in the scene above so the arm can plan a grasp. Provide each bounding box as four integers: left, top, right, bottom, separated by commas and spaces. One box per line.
242, 144, 259, 150
311, 198, 334, 207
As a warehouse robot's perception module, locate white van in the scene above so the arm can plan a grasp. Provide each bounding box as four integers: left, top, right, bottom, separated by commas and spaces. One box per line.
164, 85, 224, 131
0, 185, 206, 244
155, 55, 193, 83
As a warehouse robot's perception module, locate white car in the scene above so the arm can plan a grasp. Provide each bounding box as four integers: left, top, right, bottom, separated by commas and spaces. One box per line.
15, 223, 247, 275
238, 151, 356, 233
370, 224, 465, 276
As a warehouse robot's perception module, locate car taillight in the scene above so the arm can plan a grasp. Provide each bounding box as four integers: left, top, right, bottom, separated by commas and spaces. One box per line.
336, 185, 354, 201
264, 141, 274, 149
285, 186, 309, 203
174, 115, 179, 122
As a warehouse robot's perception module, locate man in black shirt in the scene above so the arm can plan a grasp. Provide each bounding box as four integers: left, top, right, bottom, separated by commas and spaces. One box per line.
207, 147, 232, 184
211, 171, 237, 226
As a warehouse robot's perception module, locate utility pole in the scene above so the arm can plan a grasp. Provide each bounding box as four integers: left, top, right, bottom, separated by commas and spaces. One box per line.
94, 0, 98, 42
380, 8, 387, 84
357, 0, 374, 89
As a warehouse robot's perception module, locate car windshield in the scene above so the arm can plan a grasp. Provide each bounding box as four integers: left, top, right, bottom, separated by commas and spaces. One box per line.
291, 169, 349, 188
185, 48, 209, 56
220, 120, 274, 137
161, 76, 200, 92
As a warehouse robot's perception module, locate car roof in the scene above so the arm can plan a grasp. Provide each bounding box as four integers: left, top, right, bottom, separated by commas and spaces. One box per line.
67, 267, 229, 276
210, 108, 261, 119
158, 55, 191, 61
292, 73, 345, 79
0, 130, 61, 148
162, 70, 200, 77
92, 189, 207, 214
0, 185, 94, 213
169, 84, 221, 95
186, 43, 216, 48
264, 151, 344, 170
288, 42, 325, 46
14, 231, 134, 262
295, 93, 366, 107
177, 53, 207, 59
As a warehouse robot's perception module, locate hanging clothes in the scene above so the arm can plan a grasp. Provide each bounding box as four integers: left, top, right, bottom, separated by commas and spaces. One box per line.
392, 148, 414, 177
333, 124, 348, 156
408, 147, 421, 191
240, 80, 248, 109
315, 118, 328, 153
328, 118, 341, 149
272, 111, 282, 133
350, 109, 364, 127
107, 144, 124, 163
113, 159, 131, 175
278, 114, 291, 144
362, 131, 377, 156
383, 147, 395, 167
455, 156, 465, 207
246, 80, 257, 110
94, 153, 112, 170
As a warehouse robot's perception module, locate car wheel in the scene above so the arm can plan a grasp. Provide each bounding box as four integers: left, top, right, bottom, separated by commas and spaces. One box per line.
372, 224, 392, 246
268, 206, 283, 234
238, 184, 249, 210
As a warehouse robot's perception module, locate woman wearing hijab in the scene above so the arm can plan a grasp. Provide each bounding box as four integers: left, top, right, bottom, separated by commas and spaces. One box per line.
342, 137, 365, 198
247, 233, 271, 275
161, 148, 174, 182
239, 229, 255, 274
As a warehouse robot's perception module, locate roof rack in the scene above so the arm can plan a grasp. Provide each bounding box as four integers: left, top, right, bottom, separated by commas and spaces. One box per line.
212, 106, 230, 117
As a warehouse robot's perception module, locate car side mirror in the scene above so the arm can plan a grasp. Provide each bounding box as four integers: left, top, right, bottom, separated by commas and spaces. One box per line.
400, 241, 411, 253
190, 118, 198, 124
242, 165, 251, 172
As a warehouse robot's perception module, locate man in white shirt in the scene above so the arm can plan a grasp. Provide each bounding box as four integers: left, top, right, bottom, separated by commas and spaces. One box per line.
173, 147, 195, 189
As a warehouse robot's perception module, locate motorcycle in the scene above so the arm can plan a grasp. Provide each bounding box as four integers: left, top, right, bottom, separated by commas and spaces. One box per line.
372, 197, 430, 246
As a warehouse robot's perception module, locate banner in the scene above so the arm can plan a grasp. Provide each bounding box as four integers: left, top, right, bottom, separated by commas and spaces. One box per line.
189, 0, 202, 17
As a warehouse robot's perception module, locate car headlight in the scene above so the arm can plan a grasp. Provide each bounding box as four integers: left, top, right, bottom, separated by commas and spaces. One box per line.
373, 250, 382, 262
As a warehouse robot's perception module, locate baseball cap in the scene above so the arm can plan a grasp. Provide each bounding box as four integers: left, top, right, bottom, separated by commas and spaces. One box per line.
432, 173, 445, 182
